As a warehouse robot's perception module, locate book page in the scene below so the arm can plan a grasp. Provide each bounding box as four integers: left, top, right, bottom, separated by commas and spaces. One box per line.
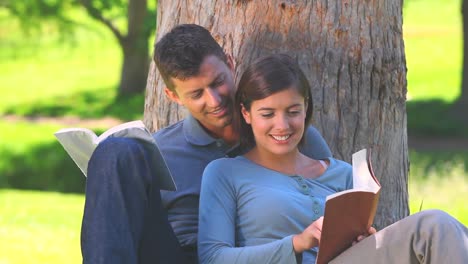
54, 128, 98, 176
54, 120, 176, 190
97, 120, 146, 143
352, 149, 380, 193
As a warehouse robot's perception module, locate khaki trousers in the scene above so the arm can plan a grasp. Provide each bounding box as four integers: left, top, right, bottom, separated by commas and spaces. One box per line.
330, 210, 468, 264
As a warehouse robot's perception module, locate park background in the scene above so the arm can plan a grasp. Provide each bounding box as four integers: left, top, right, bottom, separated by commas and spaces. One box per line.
1, 0, 467, 263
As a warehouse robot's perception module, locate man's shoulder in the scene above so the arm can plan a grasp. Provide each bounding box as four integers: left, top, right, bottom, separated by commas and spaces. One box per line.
153, 120, 185, 142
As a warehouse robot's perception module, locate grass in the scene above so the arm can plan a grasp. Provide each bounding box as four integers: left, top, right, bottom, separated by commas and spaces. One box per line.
403, 0, 462, 101
402, 0, 468, 137
0, 190, 84, 264
408, 150, 468, 224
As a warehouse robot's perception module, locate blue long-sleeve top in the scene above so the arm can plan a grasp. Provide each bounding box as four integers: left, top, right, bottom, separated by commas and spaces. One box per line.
198, 156, 352, 264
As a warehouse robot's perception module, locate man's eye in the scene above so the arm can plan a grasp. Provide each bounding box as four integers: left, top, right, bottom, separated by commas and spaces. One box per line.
213, 79, 224, 87
191, 91, 203, 99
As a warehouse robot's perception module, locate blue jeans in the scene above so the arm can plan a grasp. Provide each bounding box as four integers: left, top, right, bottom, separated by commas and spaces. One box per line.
81, 137, 194, 264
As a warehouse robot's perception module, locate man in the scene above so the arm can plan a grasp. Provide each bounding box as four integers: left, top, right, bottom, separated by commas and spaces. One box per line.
81, 24, 332, 264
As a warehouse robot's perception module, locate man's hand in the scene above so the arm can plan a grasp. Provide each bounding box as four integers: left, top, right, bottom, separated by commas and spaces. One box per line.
352, 226, 377, 246
292, 217, 323, 253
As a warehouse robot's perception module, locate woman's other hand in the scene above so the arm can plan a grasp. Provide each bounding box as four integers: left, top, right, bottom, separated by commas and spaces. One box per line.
292, 216, 323, 253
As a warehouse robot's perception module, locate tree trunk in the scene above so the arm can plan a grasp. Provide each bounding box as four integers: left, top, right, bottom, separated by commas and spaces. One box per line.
144, 0, 409, 229
118, 0, 150, 96
118, 39, 149, 96
455, 0, 468, 118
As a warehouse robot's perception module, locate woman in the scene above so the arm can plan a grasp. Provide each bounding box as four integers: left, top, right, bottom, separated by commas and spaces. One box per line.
198, 54, 468, 264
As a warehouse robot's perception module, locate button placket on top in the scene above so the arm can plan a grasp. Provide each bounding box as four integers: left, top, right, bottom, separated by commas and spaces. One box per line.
294, 176, 310, 195
294, 176, 323, 217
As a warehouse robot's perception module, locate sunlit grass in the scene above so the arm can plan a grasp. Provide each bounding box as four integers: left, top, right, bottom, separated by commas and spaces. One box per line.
408, 150, 468, 224
403, 0, 462, 102
0, 190, 84, 264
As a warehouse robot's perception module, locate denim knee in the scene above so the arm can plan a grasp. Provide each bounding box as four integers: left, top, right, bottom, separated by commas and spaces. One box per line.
94, 137, 142, 161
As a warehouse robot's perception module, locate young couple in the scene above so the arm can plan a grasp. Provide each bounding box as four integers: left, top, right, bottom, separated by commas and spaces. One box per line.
81, 24, 468, 264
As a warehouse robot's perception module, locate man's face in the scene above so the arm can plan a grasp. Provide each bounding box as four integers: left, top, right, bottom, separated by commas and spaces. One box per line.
165, 55, 236, 135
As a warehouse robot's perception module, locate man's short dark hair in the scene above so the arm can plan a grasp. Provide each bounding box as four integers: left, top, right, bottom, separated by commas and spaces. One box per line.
154, 24, 228, 92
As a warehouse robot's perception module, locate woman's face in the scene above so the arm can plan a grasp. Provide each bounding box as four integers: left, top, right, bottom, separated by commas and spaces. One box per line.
241, 87, 307, 157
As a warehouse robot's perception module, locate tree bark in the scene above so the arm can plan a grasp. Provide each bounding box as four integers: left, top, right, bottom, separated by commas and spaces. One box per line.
117, 0, 150, 96
118, 37, 149, 96
455, 0, 468, 119
81, 0, 151, 96
144, 0, 409, 229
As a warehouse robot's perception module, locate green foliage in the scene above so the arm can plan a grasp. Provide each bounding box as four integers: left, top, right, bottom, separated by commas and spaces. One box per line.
1, 0, 77, 34
1, 0, 156, 37
1, 0, 156, 95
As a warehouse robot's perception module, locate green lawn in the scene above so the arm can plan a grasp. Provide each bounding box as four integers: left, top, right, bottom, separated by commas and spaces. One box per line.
403, 0, 462, 102
0, 190, 84, 264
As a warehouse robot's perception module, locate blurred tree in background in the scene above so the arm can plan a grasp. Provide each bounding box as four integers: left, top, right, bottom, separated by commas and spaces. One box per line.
2, 0, 156, 96
459, 0, 468, 118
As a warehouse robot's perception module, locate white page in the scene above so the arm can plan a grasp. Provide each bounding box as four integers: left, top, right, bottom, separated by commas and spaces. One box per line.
352, 149, 380, 193
54, 129, 98, 176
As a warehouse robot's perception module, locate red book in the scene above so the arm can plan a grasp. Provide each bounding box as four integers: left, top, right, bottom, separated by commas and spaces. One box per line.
316, 149, 380, 264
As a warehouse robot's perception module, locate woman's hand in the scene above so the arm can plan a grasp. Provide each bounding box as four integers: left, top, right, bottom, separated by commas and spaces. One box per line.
352, 226, 377, 246
292, 217, 323, 253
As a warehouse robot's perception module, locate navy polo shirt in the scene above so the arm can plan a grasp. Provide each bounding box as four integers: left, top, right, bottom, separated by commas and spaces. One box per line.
153, 115, 240, 248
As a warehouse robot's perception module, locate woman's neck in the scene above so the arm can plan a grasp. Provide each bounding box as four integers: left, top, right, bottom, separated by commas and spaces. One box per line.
244, 147, 328, 178
244, 147, 303, 175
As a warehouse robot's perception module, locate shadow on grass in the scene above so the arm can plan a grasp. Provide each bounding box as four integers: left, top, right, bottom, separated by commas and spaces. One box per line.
3, 89, 145, 121
409, 150, 468, 181
407, 99, 468, 138
0, 140, 86, 193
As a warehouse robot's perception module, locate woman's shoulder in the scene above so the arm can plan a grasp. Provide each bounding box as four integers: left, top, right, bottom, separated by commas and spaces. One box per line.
204, 157, 248, 179
328, 157, 352, 170
316, 157, 353, 190
206, 156, 246, 169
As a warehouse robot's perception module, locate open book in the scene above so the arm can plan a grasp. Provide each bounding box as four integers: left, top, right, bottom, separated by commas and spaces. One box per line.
54, 120, 176, 191
316, 148, 380, 264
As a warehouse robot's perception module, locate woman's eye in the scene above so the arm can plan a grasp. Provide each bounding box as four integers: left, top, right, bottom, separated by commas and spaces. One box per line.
289, 111, 300, 116
261, 113, 274, 118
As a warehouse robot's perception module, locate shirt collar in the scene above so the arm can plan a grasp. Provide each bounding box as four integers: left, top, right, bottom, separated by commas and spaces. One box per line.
183, 115, 218, 146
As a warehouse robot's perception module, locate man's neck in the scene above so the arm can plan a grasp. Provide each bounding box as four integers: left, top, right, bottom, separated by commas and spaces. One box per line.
216, 125, 239, 146
203, 124, 239, 146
